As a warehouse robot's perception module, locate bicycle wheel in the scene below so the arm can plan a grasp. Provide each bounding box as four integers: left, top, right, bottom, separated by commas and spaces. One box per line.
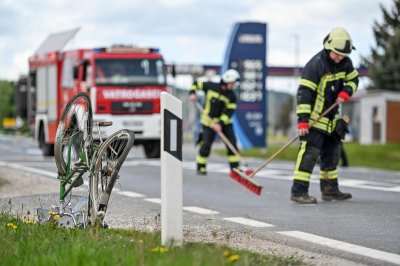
88, 129, 135, 226
55, 92, 93, 176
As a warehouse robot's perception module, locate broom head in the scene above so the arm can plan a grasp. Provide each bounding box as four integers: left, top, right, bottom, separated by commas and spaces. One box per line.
229, 169, 262, 196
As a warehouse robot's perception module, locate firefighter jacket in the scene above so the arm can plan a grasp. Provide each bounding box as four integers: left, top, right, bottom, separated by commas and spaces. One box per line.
189, 80, 237, 128
296, 49, 359, 134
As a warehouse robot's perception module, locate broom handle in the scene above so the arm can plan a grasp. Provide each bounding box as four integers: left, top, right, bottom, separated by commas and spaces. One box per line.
193, 101, 248, 165
248, 101, 340, 178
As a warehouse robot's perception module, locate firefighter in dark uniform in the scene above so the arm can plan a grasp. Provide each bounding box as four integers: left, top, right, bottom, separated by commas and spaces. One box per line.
291, 27, 358, 204
189, 69, 240, 175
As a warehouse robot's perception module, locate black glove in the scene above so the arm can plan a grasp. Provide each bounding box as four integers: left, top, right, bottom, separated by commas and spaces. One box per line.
334, 117, 350, 140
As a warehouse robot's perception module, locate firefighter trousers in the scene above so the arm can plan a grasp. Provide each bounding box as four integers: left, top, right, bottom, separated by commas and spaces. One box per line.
291, 129, 341, 195
196, 123, 240, 171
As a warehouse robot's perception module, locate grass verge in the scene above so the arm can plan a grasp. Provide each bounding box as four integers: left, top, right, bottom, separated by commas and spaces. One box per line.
0, 214, 303, 266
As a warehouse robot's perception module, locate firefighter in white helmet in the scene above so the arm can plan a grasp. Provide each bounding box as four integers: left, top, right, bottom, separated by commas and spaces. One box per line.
290, 27, 358, 204
189, 69, 240, 175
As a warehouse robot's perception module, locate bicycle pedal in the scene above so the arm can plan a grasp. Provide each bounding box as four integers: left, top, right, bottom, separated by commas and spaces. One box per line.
74, 161, 87, 167
76, 167, 88, 172
74, 164, 88, 172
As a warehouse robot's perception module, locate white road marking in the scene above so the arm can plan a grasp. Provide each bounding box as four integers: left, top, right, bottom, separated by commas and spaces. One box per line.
144, 198, 162, 204
128, 160, 400, 193
257, 169, 291, 177
183, 206, 219, 215
223, 217, 275, 228
335, 179, 400, 192
26, 149, 42, 155
278, 231, 400, 265
387, 186, 400, 192
115, 190, 145, 198
121, 161, 141, 167
0, 161, 57, 178
3, 158, 400, 194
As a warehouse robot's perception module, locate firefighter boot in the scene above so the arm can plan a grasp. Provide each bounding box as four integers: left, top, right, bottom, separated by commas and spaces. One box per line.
290, 180, 317, 204
320, 179, 352, 201
197, 168, 207, 175
290, 194, 318, 204
197, 164, 207, 175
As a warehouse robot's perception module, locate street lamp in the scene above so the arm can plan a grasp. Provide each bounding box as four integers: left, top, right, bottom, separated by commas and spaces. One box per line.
293, 34, 300, 77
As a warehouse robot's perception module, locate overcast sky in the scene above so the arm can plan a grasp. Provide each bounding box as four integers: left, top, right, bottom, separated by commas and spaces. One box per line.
0, 0, 393, 82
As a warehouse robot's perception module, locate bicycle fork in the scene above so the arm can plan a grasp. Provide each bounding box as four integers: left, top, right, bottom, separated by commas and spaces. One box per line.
98, 171, 119, 212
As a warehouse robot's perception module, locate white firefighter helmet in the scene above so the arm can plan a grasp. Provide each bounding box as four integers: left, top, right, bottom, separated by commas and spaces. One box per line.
221, 69, 240, 83
323, 27, 356, 56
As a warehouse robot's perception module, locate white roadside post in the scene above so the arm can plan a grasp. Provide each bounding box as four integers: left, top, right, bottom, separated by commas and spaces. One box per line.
160, 91, 183, 246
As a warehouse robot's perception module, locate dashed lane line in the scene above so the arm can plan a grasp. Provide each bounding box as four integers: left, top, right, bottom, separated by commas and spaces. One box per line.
183, 206, 219, 215
143, 198, 221, 215
144, 198, 162, 204
223, 217, 275, 228
115, 190, 145, 198
278, 231, 400, 265
0, 161, 57, 178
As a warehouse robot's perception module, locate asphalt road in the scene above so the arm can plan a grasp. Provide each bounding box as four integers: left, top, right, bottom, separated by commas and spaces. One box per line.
0, 134, 399, 265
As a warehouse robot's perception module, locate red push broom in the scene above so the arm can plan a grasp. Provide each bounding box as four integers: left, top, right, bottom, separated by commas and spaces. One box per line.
193, 101, 262, 195
233, 101, 340, 181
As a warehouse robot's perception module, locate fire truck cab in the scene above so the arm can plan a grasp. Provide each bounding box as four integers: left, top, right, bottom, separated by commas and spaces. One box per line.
29, 29, 167, 158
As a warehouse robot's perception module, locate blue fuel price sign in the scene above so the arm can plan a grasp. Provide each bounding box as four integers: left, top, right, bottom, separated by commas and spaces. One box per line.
222, 22, 267, 148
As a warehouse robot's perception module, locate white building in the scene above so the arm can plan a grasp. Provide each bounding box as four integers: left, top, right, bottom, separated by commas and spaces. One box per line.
357, 91, 400, 144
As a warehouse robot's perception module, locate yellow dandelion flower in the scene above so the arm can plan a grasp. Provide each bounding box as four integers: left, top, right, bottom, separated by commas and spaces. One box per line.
224, 251, 231, 257
48, 211, 54, 215
151, 246, 168, 253
159, 247, 168, 253
12, 225, 17, 230
54, 214, 61, 220
6, 223, 14, 227
228, 254, 239, 263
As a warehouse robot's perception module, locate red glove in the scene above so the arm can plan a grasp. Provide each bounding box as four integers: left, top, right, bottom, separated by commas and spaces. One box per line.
338, 91, 350, 102
297, 122, 309, 129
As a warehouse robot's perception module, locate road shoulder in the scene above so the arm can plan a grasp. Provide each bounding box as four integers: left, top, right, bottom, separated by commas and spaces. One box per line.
0, 166, 364, 266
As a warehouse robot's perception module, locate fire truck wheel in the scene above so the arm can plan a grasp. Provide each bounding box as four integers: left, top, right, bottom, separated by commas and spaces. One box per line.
143, 140, 160, 158
39, 126, 54, 156
42, 143, 55, 157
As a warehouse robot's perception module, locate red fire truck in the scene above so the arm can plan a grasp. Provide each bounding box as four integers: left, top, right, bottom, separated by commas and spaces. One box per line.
29, 30, 167, 158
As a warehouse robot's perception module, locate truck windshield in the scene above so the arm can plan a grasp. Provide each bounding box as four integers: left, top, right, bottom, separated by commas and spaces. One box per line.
94, 59, 166, 86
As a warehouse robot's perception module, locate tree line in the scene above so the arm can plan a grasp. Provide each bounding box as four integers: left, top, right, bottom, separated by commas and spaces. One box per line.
363, 0, 400, 91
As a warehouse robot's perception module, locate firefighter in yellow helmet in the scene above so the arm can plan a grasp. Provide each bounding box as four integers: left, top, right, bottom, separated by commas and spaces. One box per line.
290, 27, 358, 204
189, 69, 241, 175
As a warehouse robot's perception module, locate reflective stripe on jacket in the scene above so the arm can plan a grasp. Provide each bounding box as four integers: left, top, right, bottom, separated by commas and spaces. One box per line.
296, 49, 359, 134
189, 80, 237, 127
